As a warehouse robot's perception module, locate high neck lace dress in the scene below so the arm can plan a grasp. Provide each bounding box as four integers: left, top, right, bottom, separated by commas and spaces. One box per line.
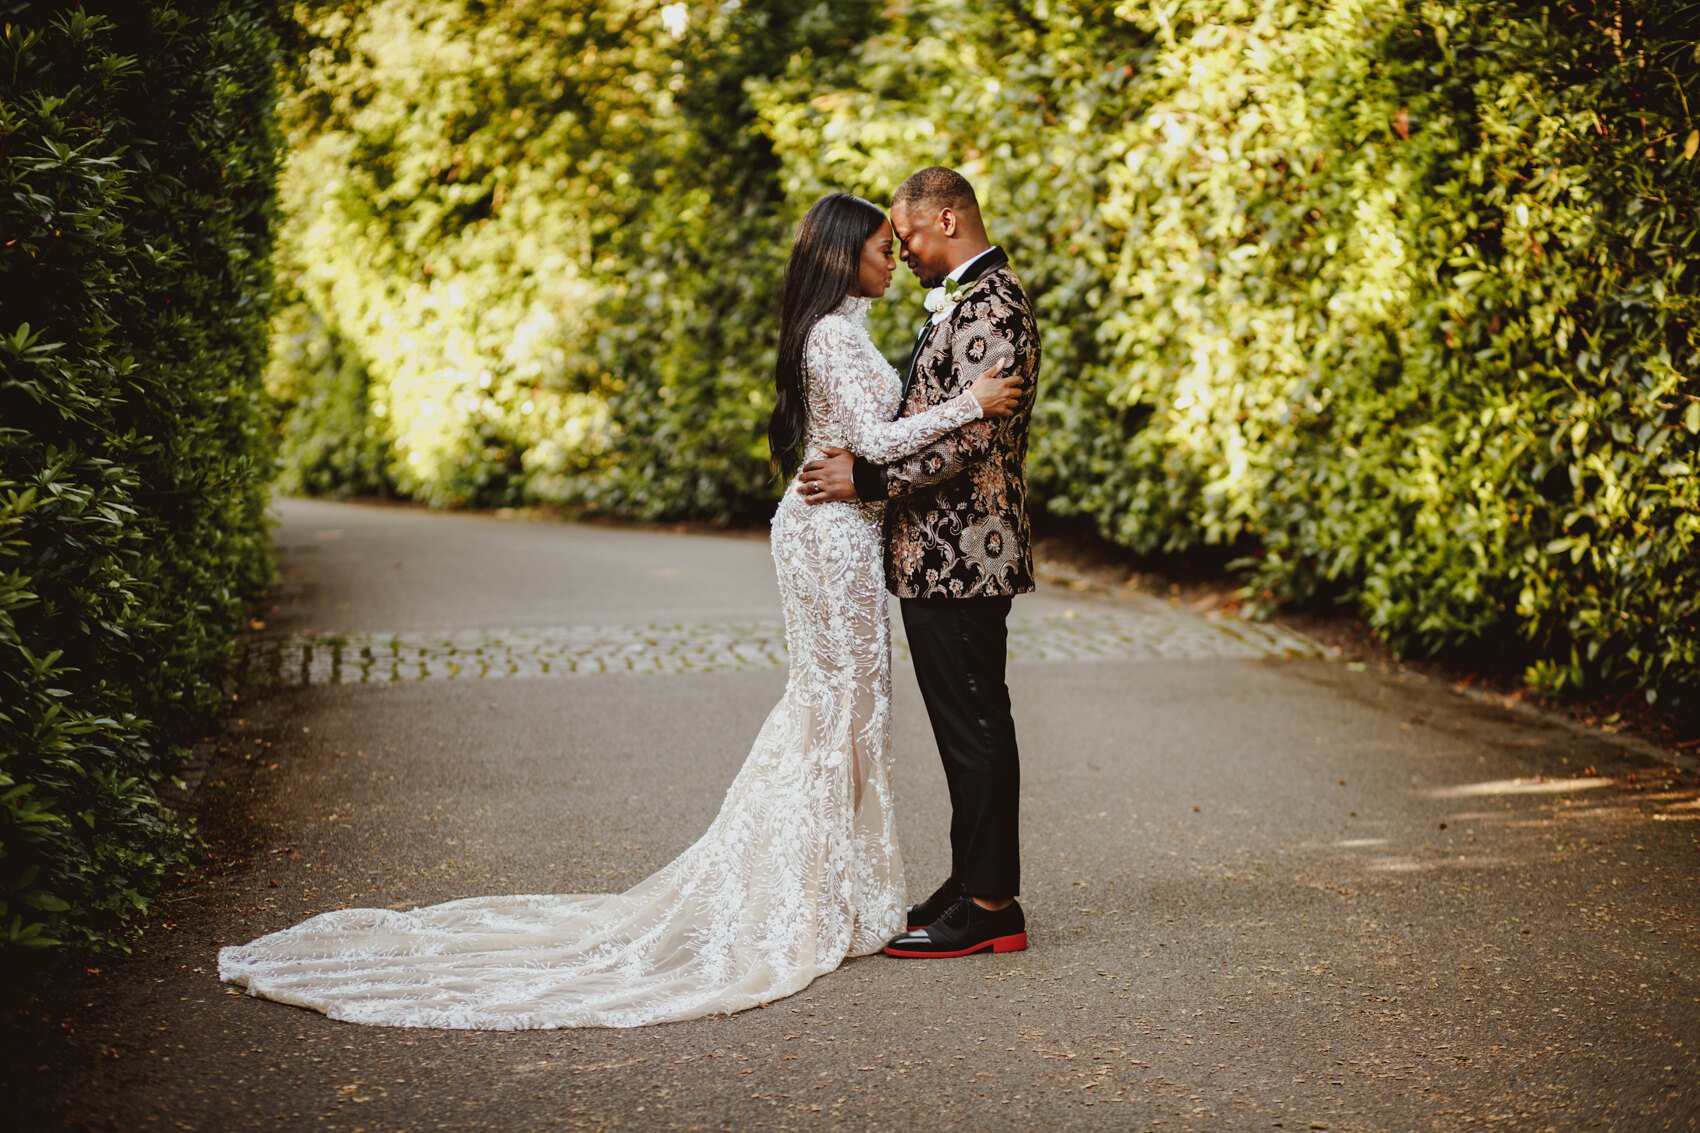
217, 295, 983, 1028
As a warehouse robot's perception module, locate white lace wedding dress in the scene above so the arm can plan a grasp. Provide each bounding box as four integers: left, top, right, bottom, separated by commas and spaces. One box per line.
218, 295, 983, 1028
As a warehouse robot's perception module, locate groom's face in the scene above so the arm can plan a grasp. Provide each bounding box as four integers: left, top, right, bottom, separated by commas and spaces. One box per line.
890, 201, 951, 289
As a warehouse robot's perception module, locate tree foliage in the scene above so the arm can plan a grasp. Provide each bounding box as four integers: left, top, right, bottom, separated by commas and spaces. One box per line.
274, 0, 1699, 715
274, 0, 881, 516
0, 2, 280, 951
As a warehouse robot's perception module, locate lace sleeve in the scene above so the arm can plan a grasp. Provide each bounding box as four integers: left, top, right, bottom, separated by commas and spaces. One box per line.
807, 316, 982, 463
872, 302, 1031, 500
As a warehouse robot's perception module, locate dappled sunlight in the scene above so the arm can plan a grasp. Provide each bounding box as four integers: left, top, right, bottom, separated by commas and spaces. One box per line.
1363, 853, 1524, 874
1301, 769, 1700, 878
1438, 771, 1700, 832
1367, 857, 1428, 873
1543, 773, 1700, 823
1424, 776, 1614, 798
1552, 802, 1700, 823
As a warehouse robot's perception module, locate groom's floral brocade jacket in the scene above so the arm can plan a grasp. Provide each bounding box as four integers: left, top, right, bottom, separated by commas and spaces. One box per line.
854, 250, 1040, 599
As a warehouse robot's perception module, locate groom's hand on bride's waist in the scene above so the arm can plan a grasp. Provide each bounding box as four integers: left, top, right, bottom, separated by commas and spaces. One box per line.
797, 447, 859, 504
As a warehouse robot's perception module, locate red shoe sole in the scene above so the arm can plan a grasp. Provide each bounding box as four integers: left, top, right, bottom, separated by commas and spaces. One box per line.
883, 932, 1028, 959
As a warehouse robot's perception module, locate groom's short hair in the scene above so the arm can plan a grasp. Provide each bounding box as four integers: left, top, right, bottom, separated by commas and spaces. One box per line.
893, 167, 979, 216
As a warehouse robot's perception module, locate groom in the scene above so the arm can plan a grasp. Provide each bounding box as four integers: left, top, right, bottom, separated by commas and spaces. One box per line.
796, 167, 1039, 958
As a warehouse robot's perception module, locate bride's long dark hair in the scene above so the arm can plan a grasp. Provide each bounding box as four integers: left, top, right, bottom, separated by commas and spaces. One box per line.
770, 192, 887, 477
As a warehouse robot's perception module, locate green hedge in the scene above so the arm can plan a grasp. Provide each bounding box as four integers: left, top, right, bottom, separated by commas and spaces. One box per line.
273, 0, 1697, 716
0, 2, 279, 951
272, 0, 878, 518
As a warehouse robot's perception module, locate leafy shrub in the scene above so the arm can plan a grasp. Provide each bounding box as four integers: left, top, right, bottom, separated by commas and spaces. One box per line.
274, 0, 880, 518
267, 297, 393, 499
0, 1, 279, 951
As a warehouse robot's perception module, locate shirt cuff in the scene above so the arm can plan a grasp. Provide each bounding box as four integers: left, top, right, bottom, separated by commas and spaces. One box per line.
851, 456, 887, 502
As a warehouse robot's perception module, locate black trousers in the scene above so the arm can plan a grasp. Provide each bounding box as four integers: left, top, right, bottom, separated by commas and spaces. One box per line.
900, 595, 1020, 899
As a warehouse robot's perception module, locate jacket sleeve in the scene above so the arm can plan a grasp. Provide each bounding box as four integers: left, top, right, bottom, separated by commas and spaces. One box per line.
808, 317, 982, 463
858, 310, 1031, 501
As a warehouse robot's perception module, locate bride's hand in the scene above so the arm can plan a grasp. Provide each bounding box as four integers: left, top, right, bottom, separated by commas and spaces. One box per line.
968, 360, 1022, 418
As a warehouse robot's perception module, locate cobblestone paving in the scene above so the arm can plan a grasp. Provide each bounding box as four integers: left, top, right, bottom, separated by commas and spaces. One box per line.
243, 607, 1324, 688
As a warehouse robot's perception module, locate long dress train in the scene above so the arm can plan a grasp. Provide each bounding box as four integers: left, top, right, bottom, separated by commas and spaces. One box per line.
217, 295, 983, 1028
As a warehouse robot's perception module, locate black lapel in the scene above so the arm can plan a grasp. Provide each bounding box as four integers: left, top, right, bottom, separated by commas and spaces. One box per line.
897, 247, 1008, 408
956, 245, 1008, 286
897, 320, 936, 410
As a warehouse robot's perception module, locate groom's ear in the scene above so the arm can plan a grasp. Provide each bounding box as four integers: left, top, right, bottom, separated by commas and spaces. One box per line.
938, 207, 958, 237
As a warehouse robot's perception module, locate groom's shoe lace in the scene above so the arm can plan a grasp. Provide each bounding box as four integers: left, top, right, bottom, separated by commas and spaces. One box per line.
907, 877, 964, 930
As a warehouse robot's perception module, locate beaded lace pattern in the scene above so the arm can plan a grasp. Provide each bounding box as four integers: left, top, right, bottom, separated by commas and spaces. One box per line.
217, 295, 981, 1028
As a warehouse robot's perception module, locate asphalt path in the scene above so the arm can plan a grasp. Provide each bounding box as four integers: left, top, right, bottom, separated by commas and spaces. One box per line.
4, 497, 1697, 1132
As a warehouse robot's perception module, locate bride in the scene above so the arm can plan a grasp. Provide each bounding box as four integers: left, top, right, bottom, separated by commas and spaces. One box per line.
218, 193, 1022, 1028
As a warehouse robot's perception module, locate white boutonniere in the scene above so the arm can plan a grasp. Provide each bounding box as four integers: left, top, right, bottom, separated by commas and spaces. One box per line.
923, 278, 965, 324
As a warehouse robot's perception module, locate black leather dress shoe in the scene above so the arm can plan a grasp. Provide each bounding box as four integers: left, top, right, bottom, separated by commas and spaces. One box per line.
906, 877, 964, 931
884, 896, 1027, 958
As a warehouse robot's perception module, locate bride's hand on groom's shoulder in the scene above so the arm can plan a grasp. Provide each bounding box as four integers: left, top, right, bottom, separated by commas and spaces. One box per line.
797, 447, 857, 505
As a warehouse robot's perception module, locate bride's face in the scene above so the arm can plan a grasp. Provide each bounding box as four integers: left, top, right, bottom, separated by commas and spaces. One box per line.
852, 220, 896, 299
